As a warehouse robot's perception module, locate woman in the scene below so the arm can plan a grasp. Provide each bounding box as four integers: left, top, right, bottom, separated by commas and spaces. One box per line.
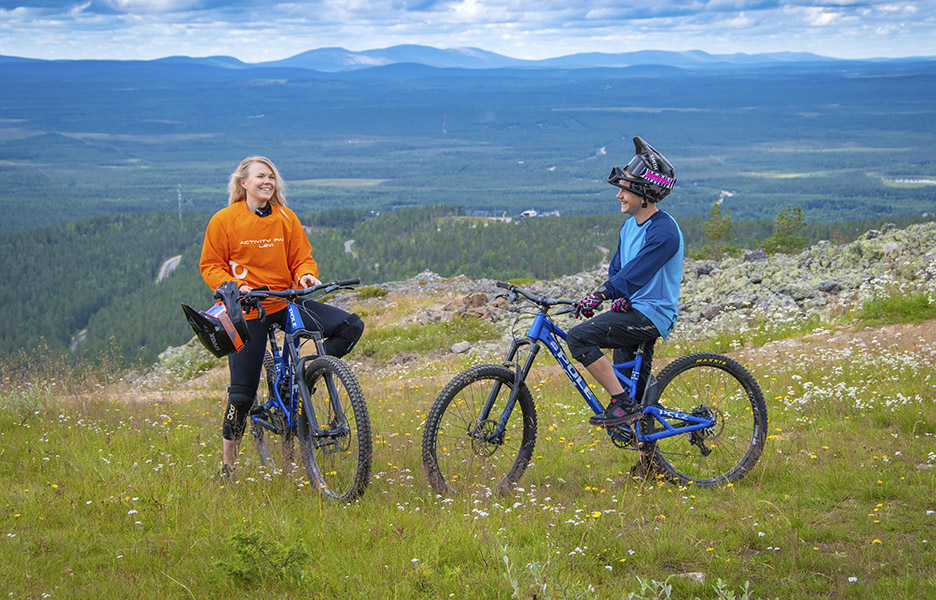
199, 156, 365, 478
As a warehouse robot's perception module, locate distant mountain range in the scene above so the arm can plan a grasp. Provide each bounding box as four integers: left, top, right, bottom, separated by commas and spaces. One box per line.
2, 44, 929, 73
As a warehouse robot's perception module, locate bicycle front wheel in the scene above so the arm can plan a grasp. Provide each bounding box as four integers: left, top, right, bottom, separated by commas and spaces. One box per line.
421, 364, 537, 497
297, 355, 372, 501
644, 353, 767, 487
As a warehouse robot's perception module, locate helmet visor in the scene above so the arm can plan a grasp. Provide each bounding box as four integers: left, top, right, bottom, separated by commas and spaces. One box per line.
607, 166, 642, 190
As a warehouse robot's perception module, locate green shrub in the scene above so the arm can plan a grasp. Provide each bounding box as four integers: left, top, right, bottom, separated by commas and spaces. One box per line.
356, 285, 389, 299
858, 291, 936, 325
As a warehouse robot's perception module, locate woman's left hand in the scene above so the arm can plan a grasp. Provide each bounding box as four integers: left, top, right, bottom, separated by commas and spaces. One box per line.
299, 274, 322, 288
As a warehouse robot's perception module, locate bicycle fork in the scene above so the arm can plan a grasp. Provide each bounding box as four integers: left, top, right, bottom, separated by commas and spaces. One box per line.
470, 337, 540, 444
295, 332, 350, 455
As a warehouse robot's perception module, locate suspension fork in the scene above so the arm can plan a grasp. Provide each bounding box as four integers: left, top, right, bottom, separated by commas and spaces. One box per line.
294, 330, 348, 436
473, 337, 540, 442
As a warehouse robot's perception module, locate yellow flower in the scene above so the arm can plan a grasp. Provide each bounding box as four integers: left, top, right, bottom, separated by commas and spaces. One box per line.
872, 539, 882, 545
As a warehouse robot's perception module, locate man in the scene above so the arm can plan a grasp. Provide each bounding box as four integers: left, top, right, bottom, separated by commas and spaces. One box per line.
566, 137, 684, 427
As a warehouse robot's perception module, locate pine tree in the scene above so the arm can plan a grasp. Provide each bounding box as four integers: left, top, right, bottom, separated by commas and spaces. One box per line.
700, 195, 734, 258
761, 204, 809, 254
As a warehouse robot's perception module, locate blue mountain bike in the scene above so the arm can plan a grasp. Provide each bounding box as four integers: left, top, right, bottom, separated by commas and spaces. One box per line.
242, 280, 371, 501
421, 282, 767, 496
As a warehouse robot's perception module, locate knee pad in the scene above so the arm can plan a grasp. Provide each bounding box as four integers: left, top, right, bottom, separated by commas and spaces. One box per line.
222, 385, 255, 440
325, 314, 364, 357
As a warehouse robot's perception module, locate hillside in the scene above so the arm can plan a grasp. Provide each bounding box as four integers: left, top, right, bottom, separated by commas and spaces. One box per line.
138, 221, 936, 394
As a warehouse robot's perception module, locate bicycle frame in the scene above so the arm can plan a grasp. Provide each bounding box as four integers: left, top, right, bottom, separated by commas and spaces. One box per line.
250, 303, 345, 441
483, 308, 715, 445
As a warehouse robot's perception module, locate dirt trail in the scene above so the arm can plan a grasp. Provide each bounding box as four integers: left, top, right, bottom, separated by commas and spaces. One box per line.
732, 319, 936, 365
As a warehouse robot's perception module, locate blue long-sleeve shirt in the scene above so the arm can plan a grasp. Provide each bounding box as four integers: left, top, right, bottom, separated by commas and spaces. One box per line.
603, 210, 684, 339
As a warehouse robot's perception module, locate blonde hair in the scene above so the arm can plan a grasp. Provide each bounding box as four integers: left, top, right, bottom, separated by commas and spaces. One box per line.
227, 156, 287, 207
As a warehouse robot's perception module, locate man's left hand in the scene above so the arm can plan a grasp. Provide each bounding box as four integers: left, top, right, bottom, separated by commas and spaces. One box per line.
609, 297, 631, 313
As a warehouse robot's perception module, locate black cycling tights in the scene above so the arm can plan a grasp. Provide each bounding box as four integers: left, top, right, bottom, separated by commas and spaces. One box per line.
222, 299, 364, 440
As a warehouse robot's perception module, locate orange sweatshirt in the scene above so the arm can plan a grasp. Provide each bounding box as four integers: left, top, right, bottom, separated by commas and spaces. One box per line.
199, 201, 319, 319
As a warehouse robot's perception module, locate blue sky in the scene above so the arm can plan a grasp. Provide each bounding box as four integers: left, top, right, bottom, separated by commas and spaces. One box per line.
0, 0, 933, 62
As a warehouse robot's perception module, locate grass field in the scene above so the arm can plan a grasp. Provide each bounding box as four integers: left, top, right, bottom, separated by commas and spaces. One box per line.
2, 309, 934, 599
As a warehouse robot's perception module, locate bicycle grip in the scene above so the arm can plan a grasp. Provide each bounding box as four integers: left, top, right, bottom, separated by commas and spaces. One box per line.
495, 281, 511, 290
336, 278, 361, 287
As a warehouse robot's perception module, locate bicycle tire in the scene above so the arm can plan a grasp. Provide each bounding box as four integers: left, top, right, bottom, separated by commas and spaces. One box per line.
642, 353, 767, 487
250, 351, 294, 469
421, 364, 537, 497
297, 355, 372, 501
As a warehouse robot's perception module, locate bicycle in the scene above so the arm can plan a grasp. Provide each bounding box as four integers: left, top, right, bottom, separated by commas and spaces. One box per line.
241, 279, 372, 502
421, 282, 767, 496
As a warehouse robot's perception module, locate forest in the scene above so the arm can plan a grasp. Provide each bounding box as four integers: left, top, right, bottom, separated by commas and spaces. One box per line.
1, 205, 930, 369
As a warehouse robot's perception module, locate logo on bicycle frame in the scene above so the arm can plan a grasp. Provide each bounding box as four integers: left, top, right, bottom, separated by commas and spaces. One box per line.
547, 336, 592, 398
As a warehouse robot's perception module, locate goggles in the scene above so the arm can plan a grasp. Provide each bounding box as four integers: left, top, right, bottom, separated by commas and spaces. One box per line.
608, 155, 676, 191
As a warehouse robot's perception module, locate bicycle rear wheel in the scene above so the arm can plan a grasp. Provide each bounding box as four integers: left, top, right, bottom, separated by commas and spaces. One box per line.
421, 364, 537, 497
297, 355, 372, 501
643, 353, 767, 487
250, 351, 294, 469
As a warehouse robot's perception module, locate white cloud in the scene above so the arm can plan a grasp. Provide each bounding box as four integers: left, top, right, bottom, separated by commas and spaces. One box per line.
103, 0, 201, 12
800, 7, 842, 26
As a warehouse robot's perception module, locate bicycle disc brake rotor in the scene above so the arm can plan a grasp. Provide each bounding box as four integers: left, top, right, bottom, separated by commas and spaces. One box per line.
320, 412, 351, 452
470, 419, 502, 457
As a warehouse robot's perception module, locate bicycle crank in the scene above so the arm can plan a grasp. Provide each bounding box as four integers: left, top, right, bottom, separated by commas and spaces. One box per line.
609, 423, 637, 449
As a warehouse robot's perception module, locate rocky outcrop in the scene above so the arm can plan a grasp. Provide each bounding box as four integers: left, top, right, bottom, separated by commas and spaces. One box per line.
368, 222, 936, 345
155, 221, 936, 371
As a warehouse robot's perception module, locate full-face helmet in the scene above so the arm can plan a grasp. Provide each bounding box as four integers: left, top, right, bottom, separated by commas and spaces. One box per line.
181, 281, 249, 358
608, 136, 676, 202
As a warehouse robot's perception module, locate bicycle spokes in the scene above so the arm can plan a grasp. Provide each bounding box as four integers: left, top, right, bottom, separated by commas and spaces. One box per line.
298, 356, 371, 501
422, 365, 537, 497
645, 353, 767, 487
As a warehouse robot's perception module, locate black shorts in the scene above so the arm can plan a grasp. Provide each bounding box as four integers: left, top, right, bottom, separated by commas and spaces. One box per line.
566, 309, 659, 366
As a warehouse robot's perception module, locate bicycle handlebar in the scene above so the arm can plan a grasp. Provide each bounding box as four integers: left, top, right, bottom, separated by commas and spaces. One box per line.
495, 281, 575, 310
242, 278, 361, 302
